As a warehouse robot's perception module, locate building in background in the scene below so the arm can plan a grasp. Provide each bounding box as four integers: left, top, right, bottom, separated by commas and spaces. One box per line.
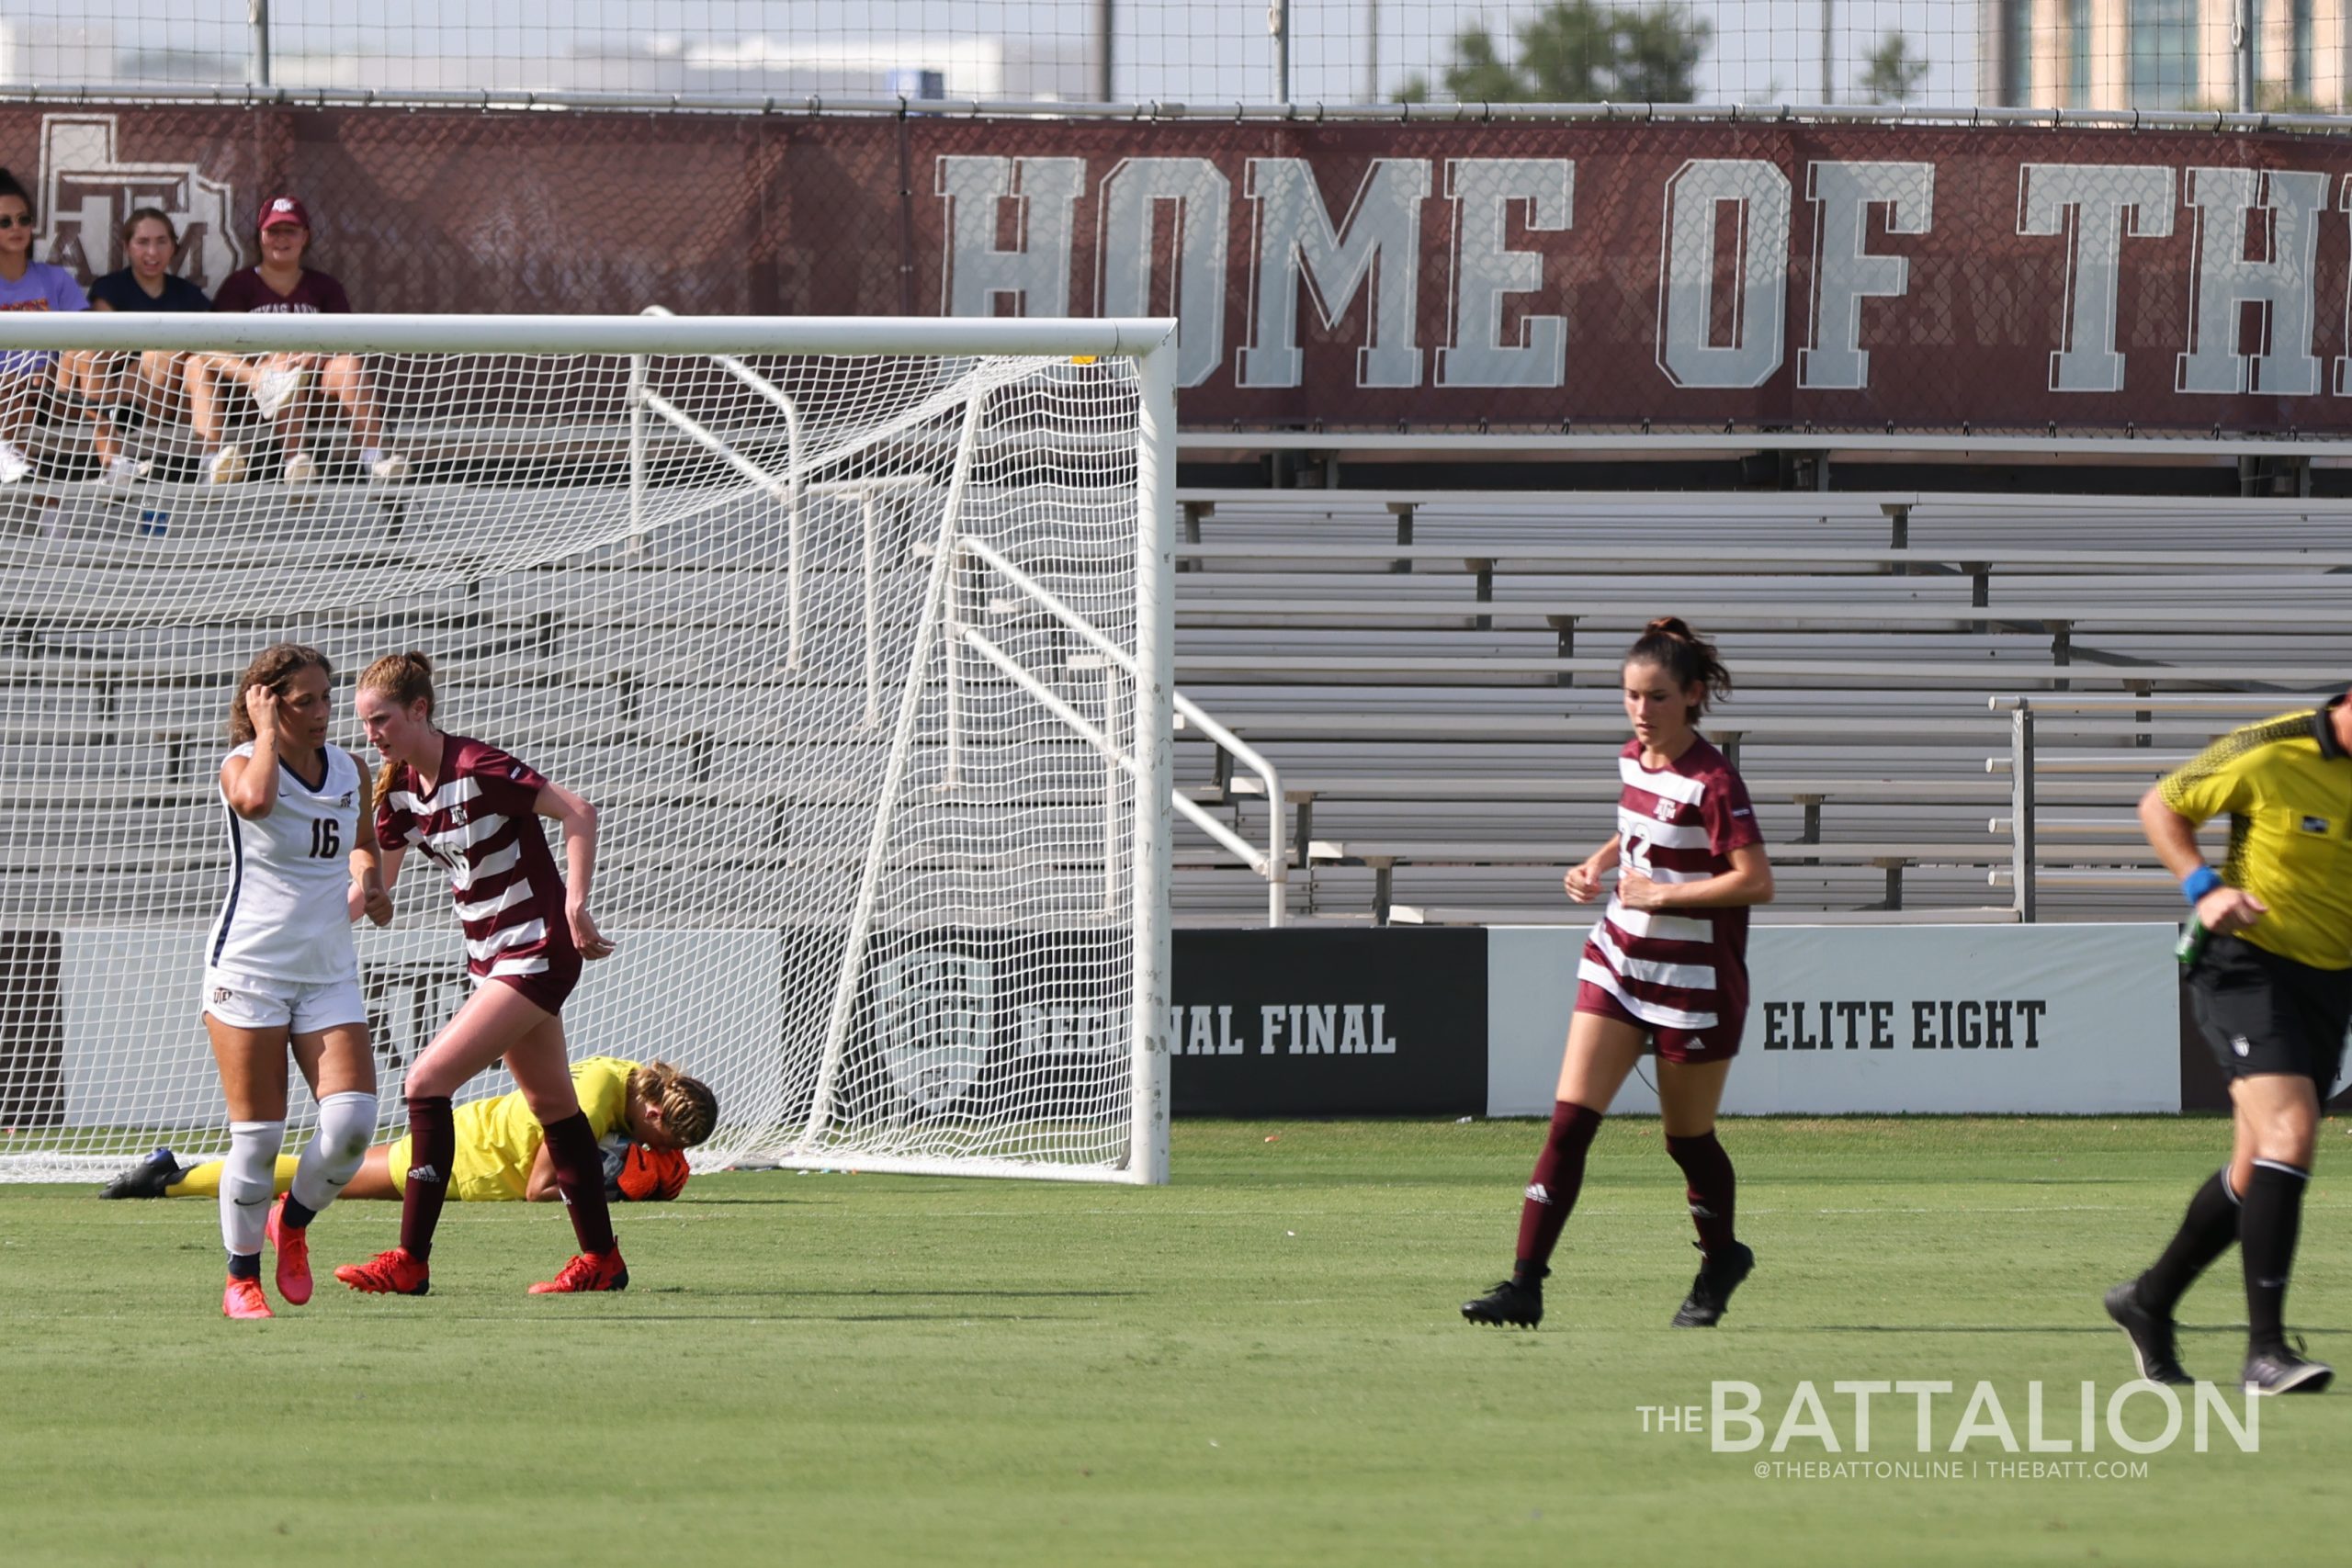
0, 20, 1089, 103
1982, 0, 2340, 108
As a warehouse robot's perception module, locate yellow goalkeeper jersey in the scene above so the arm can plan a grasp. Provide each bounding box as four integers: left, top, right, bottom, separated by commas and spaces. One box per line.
387, 1055, 637, 1201
2159, 700, 2352, 971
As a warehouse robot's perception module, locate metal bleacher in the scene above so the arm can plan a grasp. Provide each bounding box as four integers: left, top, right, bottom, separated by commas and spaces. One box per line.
1164, 488, 2352, 926
12, 423, 2352, 932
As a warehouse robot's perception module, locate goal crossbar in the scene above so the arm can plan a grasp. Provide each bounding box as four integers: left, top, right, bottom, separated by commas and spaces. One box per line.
0, 313, 1178, 359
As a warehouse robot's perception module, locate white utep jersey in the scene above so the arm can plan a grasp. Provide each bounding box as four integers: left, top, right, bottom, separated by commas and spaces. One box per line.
209, 742, 364, 985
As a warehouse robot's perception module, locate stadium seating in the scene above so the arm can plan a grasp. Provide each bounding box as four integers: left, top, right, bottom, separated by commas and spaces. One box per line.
1159, 489, 2352, 925
13, 434, 2352, 931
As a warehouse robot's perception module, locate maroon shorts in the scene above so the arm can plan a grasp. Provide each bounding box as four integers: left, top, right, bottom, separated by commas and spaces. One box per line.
478, 944, 582, 1016
1575, 980, 1744, 1065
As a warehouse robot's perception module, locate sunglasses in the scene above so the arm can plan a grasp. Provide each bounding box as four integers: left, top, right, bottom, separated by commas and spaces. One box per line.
0, 214, 35, 231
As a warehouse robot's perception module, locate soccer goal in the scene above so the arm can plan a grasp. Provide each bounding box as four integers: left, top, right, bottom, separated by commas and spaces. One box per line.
0, 312, 1180, 1185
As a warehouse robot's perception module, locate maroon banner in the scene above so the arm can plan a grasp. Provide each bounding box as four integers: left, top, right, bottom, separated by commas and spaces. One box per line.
7, 104, 2352, 433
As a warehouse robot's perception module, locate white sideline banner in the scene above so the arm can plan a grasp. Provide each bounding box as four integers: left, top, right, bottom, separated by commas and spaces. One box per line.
1486, 924, 2180, 1117
59, 928, 786, 1129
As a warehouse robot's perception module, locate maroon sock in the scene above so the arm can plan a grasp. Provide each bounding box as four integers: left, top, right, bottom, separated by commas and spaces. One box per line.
539, 1111, 617, 1255
1665, 1131, 1738, 1257
398, 1095, 455, 1261
1512, 1101, 1604, 1284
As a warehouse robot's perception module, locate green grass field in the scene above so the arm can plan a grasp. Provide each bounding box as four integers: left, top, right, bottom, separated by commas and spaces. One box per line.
4, 1116, 2346, 1567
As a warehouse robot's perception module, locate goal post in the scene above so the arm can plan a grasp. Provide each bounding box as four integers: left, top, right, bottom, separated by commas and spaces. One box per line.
0, 312, 1177, 1186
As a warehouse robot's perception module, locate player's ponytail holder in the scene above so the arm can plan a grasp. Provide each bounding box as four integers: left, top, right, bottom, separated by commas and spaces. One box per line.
2181, 866, 2223, 905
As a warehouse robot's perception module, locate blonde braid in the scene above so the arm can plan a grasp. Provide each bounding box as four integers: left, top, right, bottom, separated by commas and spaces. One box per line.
628, 1060, 718, 1148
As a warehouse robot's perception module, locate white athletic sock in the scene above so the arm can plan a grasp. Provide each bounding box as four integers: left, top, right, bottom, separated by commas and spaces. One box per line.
289, 1092, 379, 1215
220, 1120, 285, 1258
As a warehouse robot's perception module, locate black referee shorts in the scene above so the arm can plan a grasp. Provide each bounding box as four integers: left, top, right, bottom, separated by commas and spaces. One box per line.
2188, 933, 2352, 1094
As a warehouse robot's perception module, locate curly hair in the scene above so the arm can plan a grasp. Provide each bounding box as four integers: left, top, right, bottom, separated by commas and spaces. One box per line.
227, 643, 333, 743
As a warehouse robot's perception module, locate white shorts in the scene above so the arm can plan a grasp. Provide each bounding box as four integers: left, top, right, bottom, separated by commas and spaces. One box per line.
201, 968, 368, 1034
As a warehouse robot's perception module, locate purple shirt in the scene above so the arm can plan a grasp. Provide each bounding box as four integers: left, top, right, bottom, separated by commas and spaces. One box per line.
212, 267, 351, 314
0, 261, 89, 376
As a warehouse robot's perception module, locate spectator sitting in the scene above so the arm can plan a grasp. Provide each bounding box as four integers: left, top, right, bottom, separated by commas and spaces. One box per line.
0, 165, 89, 484
60, 206, 210, 484
185, 195, 403, 486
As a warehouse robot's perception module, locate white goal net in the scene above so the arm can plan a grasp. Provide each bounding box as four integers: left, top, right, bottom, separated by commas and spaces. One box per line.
0, 313, 1176, 1185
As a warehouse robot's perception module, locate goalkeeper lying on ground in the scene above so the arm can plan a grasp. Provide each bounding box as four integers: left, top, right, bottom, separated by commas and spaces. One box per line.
100, 1056, 718, 1205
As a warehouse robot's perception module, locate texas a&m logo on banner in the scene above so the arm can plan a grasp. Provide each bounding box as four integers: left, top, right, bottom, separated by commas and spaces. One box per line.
34, 113, 246, 288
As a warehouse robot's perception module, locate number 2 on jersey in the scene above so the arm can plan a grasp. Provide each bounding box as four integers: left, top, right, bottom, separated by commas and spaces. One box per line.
309, 818, 342, 858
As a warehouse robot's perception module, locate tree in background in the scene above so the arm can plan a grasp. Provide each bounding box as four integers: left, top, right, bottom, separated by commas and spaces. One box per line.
1398, 0, 1711, 104
1859, 33, 1929, 105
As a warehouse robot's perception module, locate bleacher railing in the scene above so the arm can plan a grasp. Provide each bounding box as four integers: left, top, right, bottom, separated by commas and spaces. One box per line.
1988, 694, 2300, 920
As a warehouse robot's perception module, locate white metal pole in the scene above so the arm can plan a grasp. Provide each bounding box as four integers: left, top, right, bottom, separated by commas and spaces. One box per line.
944, 542, 965, 788
863, 491, 881, 726
1129, 335, 1176, 1186
627, 352, 647, 547
1104, 660, 1122, 917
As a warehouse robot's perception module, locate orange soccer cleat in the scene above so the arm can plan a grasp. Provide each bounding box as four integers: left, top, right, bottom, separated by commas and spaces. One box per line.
266, 1197, 311, 1306
333, 1247, 431, 1296
528, 1248, 628, 1294
222, 1274, 274, 1320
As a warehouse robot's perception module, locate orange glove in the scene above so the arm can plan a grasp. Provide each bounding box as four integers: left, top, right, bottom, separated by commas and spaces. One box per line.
617, 1143, 691, 1202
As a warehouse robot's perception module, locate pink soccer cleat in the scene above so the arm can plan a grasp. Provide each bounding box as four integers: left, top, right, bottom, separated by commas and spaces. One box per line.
266, 1197, 312, 1306
222, 1275, 274, 1320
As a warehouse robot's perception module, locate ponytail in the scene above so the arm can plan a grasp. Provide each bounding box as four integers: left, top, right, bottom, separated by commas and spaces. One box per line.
358, 649, 436, 719
1625, 616, 1732, 716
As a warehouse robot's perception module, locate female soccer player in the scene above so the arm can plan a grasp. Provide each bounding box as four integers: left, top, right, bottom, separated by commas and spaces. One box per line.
63, 206, 210, 481
185, 195, 401, 486
1462, 617, 1774, 1331
206, 643, 393, 1318
106, 1056, 718, 1209
334, 651, 626, 1296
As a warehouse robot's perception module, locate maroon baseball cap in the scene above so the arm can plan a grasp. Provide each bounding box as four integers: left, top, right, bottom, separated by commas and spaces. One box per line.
258, 195, 311, 231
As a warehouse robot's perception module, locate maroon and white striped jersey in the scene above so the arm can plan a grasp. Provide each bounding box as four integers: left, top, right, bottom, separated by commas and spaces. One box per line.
377, 735, 574, 986
1577, 736, 1764, 1033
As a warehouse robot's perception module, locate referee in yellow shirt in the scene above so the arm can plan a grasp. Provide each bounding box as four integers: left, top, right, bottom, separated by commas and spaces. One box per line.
2104, 698, 2352, 1395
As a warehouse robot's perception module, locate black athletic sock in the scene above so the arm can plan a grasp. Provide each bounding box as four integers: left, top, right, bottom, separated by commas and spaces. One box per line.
2137, 1168, 2239, 1314
540, 1111, 618, 1256
226, 1251, 261, 1280
279, 1194, 319, 1231
397, 1095, 455, 1262
2241, 1161, 2310, 1356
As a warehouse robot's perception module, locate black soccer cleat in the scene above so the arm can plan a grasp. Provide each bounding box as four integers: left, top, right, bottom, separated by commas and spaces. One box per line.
1671, 1240, 1756, 1327
2243, 1344, 2334, 1396
2103, 1280, 2191, 1386
1462, 1275, 1544, 1328
98, 1147, 186, 1200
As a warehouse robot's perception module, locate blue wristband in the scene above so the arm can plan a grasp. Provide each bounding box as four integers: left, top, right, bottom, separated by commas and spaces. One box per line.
2182, 866, 2223, 905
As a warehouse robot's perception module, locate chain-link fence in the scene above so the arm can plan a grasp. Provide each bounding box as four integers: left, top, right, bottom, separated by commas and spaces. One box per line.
0, 2, 2337, 117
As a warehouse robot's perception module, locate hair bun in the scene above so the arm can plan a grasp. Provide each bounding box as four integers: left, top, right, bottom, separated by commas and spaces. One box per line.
404, 650, 433, 673
1644, 615, 1693, 640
